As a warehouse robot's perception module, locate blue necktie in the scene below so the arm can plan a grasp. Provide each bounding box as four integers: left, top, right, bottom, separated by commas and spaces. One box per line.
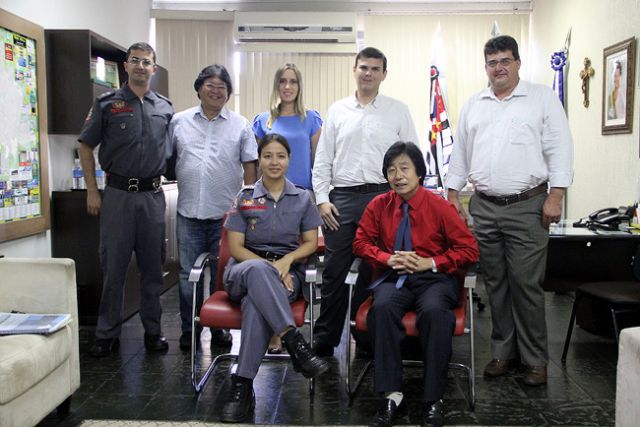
368, 202, 412, 290
393, 202, 412, 288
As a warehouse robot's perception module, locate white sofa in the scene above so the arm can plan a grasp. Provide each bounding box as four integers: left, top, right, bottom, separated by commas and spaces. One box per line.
0, 257, 80, 427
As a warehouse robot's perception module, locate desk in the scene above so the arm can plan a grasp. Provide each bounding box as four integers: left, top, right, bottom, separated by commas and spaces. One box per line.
545, 221, 640, 332
50, 184, 179, 325
545, 221, 640, 292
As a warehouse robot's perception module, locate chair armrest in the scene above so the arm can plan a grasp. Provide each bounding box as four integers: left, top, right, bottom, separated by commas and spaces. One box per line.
464, 262, 479, 289
345, 258, 363, 329
345, 258, 362, 287
305, 253, 319, 284
0, 257, 77, 315
188, 252, 214, 283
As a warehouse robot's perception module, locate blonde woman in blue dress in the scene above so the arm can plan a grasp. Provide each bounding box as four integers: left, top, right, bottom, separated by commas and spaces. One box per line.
253, 63, 322, 353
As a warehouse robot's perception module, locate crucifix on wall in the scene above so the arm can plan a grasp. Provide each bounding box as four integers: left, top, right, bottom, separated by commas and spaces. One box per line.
579, 57, 595, 108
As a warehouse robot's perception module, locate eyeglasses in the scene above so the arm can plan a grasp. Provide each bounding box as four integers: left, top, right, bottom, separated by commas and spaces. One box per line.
486, 58, 516, 68
203, 83, 227, 92
127, 57, 154, 67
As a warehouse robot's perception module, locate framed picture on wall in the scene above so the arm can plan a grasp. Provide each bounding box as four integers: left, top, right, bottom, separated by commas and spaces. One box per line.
601, 37, 635, 135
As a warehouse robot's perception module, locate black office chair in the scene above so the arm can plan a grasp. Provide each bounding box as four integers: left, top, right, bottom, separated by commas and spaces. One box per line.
561, 244, 640, 362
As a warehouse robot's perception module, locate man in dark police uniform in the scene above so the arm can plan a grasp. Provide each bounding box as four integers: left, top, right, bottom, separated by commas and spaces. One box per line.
78, 42, 174, 357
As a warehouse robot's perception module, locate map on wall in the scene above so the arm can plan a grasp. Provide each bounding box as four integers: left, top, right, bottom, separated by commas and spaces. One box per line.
0, 25, 41, 224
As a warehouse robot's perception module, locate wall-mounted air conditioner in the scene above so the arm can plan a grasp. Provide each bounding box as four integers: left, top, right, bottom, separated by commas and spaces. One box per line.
234, 12, 356, 44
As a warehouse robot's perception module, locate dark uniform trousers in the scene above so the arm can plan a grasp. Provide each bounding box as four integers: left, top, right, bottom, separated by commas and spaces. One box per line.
314, 187, 387, 347
96, 186, 166, 339
224, 258, 303, 379
468, 192, 549, 366
368, 272, 458, 402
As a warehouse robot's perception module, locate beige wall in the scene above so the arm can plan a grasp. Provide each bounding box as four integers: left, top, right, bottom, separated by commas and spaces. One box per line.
529, 0, 640, 217
0, 0, 152, 49
364, 13, 529, 150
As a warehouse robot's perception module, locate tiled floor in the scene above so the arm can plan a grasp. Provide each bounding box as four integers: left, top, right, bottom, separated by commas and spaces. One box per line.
39, 279, 618, 426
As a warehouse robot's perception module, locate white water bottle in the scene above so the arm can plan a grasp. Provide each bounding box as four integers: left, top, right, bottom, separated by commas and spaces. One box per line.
72, 158, 85, 190
95, 167, 105, 190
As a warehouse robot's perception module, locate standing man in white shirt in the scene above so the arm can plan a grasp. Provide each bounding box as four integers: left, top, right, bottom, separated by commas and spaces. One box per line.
312, 47, 419, 357
446, 35, 573, 386
168, 64, 258, 351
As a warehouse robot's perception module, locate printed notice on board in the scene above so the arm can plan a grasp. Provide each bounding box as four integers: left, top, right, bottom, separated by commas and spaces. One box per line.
0, 26, 42, 224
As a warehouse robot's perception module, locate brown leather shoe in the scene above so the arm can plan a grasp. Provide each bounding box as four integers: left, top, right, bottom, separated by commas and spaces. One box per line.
523, 365, 547, 386
484, 359, 517, 377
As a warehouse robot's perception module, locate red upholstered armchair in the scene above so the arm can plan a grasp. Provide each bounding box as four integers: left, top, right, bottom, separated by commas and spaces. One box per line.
345, 258, 476, 410
188, 225, 319, 395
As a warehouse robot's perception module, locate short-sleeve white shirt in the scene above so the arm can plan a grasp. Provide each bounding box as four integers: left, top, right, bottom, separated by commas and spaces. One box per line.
169, 105, 258, 219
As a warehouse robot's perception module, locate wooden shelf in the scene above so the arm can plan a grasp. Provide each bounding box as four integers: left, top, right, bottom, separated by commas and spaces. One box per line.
45, 30, 169, 134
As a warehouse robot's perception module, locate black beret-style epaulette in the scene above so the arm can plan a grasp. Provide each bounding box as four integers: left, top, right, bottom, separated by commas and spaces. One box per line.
240, 185, 255, 194
154, 91, 172, 105
97, 91, 115, 100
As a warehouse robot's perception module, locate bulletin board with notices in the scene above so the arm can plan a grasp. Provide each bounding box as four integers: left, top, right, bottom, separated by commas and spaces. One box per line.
0, 9, 49, 242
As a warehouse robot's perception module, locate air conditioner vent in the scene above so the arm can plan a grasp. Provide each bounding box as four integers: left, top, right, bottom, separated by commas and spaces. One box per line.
234, 12, 356, 44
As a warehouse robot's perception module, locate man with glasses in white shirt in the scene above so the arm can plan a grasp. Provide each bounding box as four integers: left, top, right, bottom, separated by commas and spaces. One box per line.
167, 65, 258, 351
447, 35, 574, 386
79, 42, 174, 357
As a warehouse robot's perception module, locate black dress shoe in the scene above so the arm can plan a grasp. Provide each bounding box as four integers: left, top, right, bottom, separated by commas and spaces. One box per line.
422, 399, 444, 427
313, 340, 334, 357
89, 338, 120, 358
210, 328, 233, 347
179, 330, 201, 351
369, 398, 407, 427
220, 374, 255, 423
144, 333, 169, 352
283, 331, 329, 378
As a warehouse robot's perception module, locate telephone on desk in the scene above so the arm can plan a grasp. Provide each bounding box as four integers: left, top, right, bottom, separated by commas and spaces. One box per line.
573, 206, 632, 231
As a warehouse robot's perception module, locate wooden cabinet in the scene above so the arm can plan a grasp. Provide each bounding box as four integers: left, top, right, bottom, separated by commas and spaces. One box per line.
50, 184, 179, 325
45, 29, 169, 134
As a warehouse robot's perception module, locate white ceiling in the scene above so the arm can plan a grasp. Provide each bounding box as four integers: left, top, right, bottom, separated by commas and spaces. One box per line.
152, 0, 533, 14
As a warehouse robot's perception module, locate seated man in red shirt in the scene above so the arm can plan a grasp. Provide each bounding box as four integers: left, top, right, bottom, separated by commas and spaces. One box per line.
353, 141, 479, 427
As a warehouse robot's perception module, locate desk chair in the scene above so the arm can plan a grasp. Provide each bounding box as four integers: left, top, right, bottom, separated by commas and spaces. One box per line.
562, 245, 640, 362
188, 226, 318, 395
344, 259, 476, 410
562, 284, 640, 362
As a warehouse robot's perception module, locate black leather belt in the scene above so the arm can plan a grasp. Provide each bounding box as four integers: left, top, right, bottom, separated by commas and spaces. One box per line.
476, 183, 548, 206
107, 173, 161, 193
252, 249, 285, 262
334, 183, 390, 193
